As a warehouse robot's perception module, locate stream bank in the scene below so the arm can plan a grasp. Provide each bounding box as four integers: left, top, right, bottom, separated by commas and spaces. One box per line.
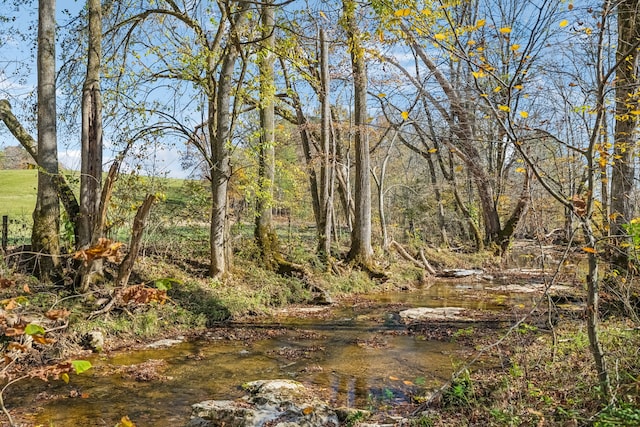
3, 265, 581, 427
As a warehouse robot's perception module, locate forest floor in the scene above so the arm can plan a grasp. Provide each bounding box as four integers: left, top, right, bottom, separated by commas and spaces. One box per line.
0, 240, 639, 426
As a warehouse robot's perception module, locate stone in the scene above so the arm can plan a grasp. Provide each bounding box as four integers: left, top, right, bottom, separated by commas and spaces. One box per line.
399, 307, 475, 322
145, 337, 184, 349
187, 379, 341, 427
84, 331, 104, 352
438, 269, 484, 278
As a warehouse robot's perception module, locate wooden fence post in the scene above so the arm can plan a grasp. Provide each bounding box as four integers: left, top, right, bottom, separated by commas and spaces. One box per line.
2, 215, 7, 252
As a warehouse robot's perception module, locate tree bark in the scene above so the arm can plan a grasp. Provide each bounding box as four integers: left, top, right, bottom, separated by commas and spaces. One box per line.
318, 28, 334, 261
343, 0, 373, 264
209, 7, 249, 278
610, 0, 640, 270
255, 0, 280, 270
79, 0, 103, 249
116, 195, 156, 287
32, 0, 61, 280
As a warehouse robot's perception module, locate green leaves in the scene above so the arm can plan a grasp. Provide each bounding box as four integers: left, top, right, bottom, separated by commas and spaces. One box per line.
24, 324, 45, 336
71, 360, 93, 375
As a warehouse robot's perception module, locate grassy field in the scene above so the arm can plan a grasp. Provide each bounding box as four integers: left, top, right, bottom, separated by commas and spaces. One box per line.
0, 169, 38, 218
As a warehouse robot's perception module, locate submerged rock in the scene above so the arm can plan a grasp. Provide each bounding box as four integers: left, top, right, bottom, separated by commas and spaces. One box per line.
399, 307, 476, 322
186, 379, 340, 427
438, 269, 484, 278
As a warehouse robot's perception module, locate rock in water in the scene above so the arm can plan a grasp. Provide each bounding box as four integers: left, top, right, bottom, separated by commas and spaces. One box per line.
186, 379, 340, 427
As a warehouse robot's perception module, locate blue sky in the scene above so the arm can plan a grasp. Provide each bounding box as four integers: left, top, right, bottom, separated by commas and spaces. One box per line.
0, 1, 191, 178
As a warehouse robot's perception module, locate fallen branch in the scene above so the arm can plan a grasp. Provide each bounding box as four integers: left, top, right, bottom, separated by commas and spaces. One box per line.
391, 240, 437, 275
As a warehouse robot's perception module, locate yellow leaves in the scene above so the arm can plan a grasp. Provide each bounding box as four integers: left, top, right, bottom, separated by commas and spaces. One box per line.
498, 105, 510, 112
472, 70, 486, 78
428, 148, 438, 154
476, 19, 486, 27
514, 84, 523, 90
378, 93, 387, 98
499, 27, 511, 34
389, 375, 399, 380
515, 167, 526, 173
116, 416, 137, 427
510, 44, 520, 52
493, 86, 502, 93
630, 110, 640, 115
582, 247, 597, 254
519, 111, 529, 118
598, 156, 608, 168
394, 8, 411, 17
401, 111, 409, 120
559, 19, 569, 28
434, 33, 447, 41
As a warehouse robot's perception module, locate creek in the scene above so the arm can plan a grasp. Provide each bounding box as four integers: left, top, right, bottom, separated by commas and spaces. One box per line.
12, 276, 542, 426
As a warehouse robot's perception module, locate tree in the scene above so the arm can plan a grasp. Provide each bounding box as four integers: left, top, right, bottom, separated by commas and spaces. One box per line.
31, 0, 61, 280
610, 0, 640, 270
105, 0, 252, 278
254, 0, 279, 270
78, 0, 103, 249
343, 0, 373, 264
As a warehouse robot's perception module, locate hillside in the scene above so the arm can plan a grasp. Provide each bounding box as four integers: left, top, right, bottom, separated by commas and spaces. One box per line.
0, 169, 38, 218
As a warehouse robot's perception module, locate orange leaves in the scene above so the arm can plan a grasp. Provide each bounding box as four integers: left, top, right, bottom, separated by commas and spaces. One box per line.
73, 238, 124, 264
45, 309, 71, 321
121, 284, 167, 305
572, 194, 586, 217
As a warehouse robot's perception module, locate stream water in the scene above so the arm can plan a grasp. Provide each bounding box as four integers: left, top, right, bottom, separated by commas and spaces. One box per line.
11, 277, 541, 426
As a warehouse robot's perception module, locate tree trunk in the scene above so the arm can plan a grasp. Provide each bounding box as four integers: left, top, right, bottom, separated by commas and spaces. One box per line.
116, 195, 156, 287
209, 50, 235, 278
255, 0, 279, 270
318, 28, 334, 261
610, 0, 640, 270
343, 0, 373, 264
32, 0, 61, 280
209, 6, 249, 278
582, 219, 611, 399
79, 0, 103, 249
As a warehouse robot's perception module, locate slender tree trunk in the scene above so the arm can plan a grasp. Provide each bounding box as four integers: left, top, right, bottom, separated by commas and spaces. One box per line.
582, 219, 611, 399
343, 0, 373, 263
318, 28, 334, 261
209, 50, 235, 278
32, 0, 61, 280
255, 0, 278, 270
79, 0, 103, 249
610, 0, 640, 270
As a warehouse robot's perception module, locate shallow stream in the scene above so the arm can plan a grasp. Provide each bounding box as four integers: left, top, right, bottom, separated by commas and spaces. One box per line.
12, 277, 541, 426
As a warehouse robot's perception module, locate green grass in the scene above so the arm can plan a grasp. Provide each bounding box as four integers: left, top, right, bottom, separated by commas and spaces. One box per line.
0, 169, 38, 217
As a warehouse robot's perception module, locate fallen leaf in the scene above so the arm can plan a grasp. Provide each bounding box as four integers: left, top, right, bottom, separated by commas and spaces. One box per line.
45, 309, 71, 321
